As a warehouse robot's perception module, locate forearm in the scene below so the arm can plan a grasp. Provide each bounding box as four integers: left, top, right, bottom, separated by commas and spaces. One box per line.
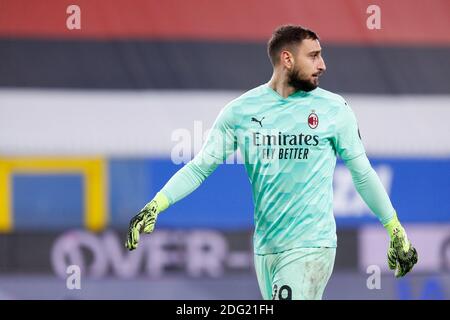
344, 153, 395, 225
159, 151, 220, 206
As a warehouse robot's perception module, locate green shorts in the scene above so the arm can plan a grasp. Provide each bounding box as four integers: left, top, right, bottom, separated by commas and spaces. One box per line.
254, 247, 336, 300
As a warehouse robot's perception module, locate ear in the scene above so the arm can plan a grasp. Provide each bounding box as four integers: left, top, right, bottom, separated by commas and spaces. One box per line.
280, 50, 294, 69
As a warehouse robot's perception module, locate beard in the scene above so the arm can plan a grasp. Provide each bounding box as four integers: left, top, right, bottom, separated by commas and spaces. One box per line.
287, 67, 319, 92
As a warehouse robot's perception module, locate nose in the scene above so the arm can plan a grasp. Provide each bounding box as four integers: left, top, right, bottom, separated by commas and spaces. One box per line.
318, 56, 326, 71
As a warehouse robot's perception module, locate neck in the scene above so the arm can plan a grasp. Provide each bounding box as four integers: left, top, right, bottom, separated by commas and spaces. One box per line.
267, 72, 296, 98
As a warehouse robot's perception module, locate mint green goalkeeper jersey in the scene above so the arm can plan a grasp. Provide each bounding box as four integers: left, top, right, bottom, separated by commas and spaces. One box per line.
206, 84, 365, 253
160, 83, 395, 254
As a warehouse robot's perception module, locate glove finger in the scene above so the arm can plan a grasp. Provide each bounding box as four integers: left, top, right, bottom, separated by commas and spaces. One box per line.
398, 257, 416, 277
400, 266, 410, 277
125, 225, 133, 248
395, 264, 404, 278
132, 227, 141, 247
396, 262, 411, 278
143, 223, 154, 234
142, 214, 150, 232
126, 222, 141, 250
125, 238, 134, 250
388, 254, 396, 269
410, 247, 418, 265
143, 215, 156, 233
125, 232, 136, 250
393, 252, 408, 278
388, 248, 397, 270
388, 259, 397, 271
399, 246, 418, 276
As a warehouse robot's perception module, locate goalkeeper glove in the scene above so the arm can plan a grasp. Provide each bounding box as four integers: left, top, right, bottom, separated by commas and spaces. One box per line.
384, 212, 418, 278
125, 192, 169, 251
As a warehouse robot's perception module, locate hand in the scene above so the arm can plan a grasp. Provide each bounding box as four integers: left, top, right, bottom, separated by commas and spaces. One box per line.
125, 200, 159, 250
387, 226, 418, 277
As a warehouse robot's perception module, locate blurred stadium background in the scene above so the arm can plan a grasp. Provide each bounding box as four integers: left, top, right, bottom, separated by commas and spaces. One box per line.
0, 0, 449, 299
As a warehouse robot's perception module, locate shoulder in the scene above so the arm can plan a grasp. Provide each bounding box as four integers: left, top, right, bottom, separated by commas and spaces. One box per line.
221, 84, 269, 117
227, 84, 268, 107
311, 87, 355, 121
215, 85, 266, 125
311, 87, 348, 107
310, 88, 360, 129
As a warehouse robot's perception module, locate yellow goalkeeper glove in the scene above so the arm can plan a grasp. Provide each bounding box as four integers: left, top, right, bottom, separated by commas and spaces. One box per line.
125, 192, 169, 250
384, 212, 418, 277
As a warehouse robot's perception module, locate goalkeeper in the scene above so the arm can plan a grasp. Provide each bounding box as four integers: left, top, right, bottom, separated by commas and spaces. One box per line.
125, 25, 417, 300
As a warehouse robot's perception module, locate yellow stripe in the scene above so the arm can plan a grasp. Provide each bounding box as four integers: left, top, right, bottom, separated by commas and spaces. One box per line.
0, 157, 107, 233
5, 158, 100, 173
84, 159, 108, 232
0, 160, 12, 232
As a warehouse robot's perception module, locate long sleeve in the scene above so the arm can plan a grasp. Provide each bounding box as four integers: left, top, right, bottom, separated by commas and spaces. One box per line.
344, 153, 395, 224
159, 104, 237, 205
332, 100, 395, 224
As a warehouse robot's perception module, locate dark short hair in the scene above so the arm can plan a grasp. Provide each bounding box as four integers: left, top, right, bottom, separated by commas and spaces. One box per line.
267, 25, 319, 66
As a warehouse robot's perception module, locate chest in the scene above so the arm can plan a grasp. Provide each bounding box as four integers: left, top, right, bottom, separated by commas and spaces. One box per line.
235, 102, 334, 142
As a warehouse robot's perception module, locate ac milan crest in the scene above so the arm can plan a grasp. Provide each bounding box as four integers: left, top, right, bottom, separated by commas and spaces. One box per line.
308, 112, 319, 129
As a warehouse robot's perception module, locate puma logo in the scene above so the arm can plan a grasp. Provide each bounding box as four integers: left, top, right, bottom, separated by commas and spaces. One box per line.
251, 116, 265, 127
